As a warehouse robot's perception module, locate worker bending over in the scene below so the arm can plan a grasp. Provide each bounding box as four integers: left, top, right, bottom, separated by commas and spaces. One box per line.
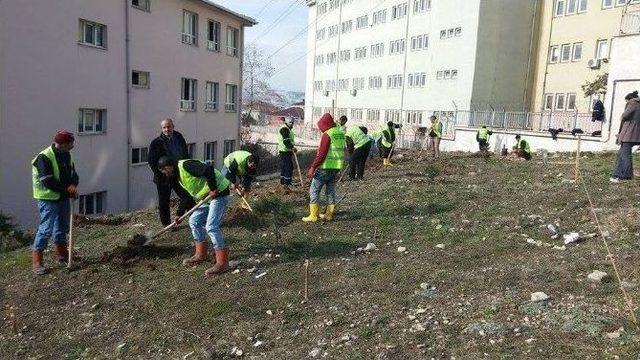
513, 134, 532, 161
303, 113, 345, 222
429, 115, 443, 159
223, 150, 259, 209
341, 116, 372, 181
476, 126, 493, 153
378, 121, 401, 166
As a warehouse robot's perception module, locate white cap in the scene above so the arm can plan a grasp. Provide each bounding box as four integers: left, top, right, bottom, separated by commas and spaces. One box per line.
284, 118, 294, 126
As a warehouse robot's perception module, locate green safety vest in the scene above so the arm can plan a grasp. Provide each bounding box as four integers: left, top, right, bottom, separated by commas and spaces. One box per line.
517, 139, 531, 154
431, 121, 443, 138
223, 150, 252, 175
321, 126, 346, 170
345, 126, 370, 149
380, 128, 394, 148
478, 128, 490, 141
32, 146, 73, 200
177, 160, 230, 201
277, 125, 295, 153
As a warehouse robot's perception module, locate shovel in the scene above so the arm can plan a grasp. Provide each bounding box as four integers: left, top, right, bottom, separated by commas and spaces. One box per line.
67, 198, 75, 269
235, 187, 254, 212
293, 151, 305, 188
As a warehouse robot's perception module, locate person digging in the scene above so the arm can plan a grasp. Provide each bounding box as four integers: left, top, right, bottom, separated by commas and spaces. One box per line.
222, 150, 259, 209
278, 117, 297, 193
378, 121, 401, 166
156, 156, 233, 276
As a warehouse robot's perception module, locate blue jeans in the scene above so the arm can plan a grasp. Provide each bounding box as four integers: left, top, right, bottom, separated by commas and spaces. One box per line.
612, 142, 637, 179
188, 195, 229, 249
33, 199, 70, 251
309, 169, 338, 204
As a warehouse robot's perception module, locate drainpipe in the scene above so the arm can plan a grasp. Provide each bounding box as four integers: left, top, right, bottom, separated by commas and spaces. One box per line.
124, 0, 131, 211
238, 26, 245, 146
309, 5, 319, 125
399, 4, 411, 124
539, 1, 555, 112
334, 1, 343, 112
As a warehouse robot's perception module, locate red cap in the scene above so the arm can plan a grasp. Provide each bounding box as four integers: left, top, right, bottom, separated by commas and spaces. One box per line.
53, 130, 75, 144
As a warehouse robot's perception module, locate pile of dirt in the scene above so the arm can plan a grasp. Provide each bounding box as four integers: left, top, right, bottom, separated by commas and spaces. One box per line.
75, 214, 132, 227
223, 207, 261, 229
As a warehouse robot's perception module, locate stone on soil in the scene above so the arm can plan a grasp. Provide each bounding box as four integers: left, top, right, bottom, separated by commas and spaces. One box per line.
530, 292, 550, 302
587, 270, 610, 283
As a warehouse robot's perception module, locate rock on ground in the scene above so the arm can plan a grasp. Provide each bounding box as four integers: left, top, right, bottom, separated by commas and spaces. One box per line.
530, 292, 550, 302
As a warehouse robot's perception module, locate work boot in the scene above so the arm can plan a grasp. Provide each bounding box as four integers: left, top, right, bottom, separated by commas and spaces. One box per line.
54, 242, 68, 263
32, 250, 46, 275
319, 204, 336, 221
182, 242, 208, 266
302, 204, 320, 223
205, 248, 230, 276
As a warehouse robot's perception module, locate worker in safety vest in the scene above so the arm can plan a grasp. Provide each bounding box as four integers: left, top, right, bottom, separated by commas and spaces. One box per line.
476, 126, 493, 153
31, 130, 79, 275
342, 116, 372, 180
513, 134, 532, 161
156, 156, 233, 276
429, 115, 443, 160
303, 113, 345, 222
277, 117, 297, 192
378, 121, 402, 166
222, 150, 259, 209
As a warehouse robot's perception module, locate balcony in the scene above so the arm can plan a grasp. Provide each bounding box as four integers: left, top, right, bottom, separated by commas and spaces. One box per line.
621, 9, 640, 35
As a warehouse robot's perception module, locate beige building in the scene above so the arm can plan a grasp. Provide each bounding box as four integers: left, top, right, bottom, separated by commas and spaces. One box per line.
528, 0, 638, 114
0, 0, 255, 227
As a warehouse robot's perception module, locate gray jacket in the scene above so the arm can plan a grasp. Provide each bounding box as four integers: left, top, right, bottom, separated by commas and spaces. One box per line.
618, 98, 640, 143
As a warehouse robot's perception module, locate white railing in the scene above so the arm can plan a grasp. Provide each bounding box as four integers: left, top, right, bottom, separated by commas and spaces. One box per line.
621, 10, 640, 34
179, 100, 195, 111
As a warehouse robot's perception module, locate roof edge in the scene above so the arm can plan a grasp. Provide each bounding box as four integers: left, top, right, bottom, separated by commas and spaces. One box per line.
198, 0, 258, 26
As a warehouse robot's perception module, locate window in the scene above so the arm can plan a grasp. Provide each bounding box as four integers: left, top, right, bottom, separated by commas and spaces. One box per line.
447, 28, 454, 37
572, 42, 583, 61
392, 3, 408, 20
351, 109, 363, 121
227, 27, 238, 56
455, 27, 462, 37
131, 147, 148, 164
314, 81, 323, 91
436, 71, 443, 79
182, 10, 198, 45
444, 70, 451, 79
408, 72, 426, 88
596, 39, 609, 60
327, 52, 337, 63
372, 9, 387, 25
207, 20, 221, 51
440, 30, 446, 39
187, 143, 196, 159
390, 39, 405, 55
555, 0, 565, 16
328, 24, 339, 37
79, 19, 107, 48
78, 192, 106, 215
567, 93, 577, 111
371, 43, 384, 57
356, 15, 368, 29
180, 78, 197, 111
578, 0, 588, 12
339, 49, 351, 61
413, 0, 431, 13
341, 20, 352, 33
566, 0, 577, 14
316, 28, 326, 40
205, 81, 218, 111
223, 140, 236, 157
555, 93, 566, 110
204, 141, 217, 164
78, 109, 106, 134
317, 2, 327, 15
352, 77, 365, 90
367, 109, 381, 121
132, 70, 149, 88
132, 0, 150, 11
602, 0, 613, 8
543, 94, 554, 111
315, 54, 325, 65
355, 46, 367, 60
225, 84, 237, 112
560, 44, 571, 62
451, 70, 458, 79
387, 74, 403, 89
549, 45, 559, 63
368, 76, 382, 89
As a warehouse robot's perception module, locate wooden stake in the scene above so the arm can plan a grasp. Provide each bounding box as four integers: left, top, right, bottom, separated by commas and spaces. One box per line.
304, 259, 310, 301
67, 199, 75, 269
293, 151, 305, 188
574, 135, 582, 182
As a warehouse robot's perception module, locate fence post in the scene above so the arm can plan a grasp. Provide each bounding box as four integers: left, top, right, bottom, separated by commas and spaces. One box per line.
502, 111, 507, 128
573, 111, 578, 130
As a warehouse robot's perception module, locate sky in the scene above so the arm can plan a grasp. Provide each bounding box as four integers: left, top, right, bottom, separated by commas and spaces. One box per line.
213, 0, 309, 93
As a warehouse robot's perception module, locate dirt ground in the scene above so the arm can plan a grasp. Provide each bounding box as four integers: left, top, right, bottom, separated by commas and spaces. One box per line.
2, 150, 640, 359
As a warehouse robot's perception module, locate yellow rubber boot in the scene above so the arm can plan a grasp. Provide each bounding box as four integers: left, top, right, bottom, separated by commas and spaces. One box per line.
383, 158, 391, 166
321, 204, 335, 221
302, 204, 319, 223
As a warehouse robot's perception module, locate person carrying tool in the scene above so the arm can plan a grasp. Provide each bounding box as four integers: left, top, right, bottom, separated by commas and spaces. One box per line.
512, 134, 532, 161
31, 130, 79, 275
429, 115, 443, 159
148, 118, 195, 227
343, 117, 372, 180
303, 113, 345, 222
378, 121, 401, 166
476, 125, 493, 153
222, 150, 259, 209
156, 156, 232, 276
278, 117, 297, 192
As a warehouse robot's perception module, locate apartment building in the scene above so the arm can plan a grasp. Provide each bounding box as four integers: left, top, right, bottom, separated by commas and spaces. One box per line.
528, 0, 638, 114
304, 0, 538, 127
0, 0, 255, 226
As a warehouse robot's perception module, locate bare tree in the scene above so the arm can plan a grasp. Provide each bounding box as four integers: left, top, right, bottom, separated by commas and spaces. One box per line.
243, 44, 275, 110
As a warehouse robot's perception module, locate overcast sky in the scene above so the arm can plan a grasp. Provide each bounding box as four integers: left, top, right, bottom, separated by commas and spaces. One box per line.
214, 0, 308, 92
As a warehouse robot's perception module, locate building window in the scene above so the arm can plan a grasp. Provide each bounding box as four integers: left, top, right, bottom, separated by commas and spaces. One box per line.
566, 0, 577, 14
317, 2, 327, 15
339, 49, 351, 62
371, 43, 384, 58
131, 0, 150, 11
205, 81, 218, 111
566, 93, 577, 111
187, 143, 196, 158
316, 28, 326, 40
204, 141, 217, 164
555, 0, 566, 16
227, 27, 239, 57
367, 109, 381, 121
355, 46, 367, 60
132, 70, 150, 88
549, 45, 559, 63
387, 74, 403, 89
327, 52, 337, 63
596, 39, 609, 60
451, 70, 458, 79
578, 0, 588, 12
131, 146, 148, 164
413, 0, 431, 13
390, 39, 406, 55
182, 10, 198, 45
328, 24, 339, 38
223, 140, 236, 157
455, 27, 462, 37
560, 43, 571, 62
543, 94, 554, 111
391, 2, 408, 20
368, 76, 382, 89
572, 42, 583, 61
356, 15, 368, 29
408, 72, 426, 88
436, 71, 443, 79
79, 19, 107, 48
78, 192, 106, 215
225, 84, 237, 112
555, 93, 566, 111
78, 109, 106, 134
341, 20, 352, 33
372, 9, 387, 25
207, 20, 221, 51
180, 78, 197, 111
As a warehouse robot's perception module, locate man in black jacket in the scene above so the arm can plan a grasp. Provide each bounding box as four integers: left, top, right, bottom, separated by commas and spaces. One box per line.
148, 119, 195, 226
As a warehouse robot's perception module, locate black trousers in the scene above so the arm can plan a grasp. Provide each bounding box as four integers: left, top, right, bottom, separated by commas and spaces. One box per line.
349, 141, 372, 180
280, 152, 293, 185
156, 178, 195, 226
377, 139, 391, 159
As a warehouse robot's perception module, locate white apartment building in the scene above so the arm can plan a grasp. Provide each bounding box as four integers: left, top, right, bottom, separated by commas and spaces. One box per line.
0, 0, 255, 227
304, 0, 538, 127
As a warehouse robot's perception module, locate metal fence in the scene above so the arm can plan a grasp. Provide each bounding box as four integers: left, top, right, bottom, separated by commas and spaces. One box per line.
457, 111, 602, 135
621, 10, 640, 34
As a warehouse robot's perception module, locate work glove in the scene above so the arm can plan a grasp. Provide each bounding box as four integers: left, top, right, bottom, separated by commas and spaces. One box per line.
66, 185, 79, 199
208, 190, 220, 199
237, 185, 245, 195
229, 183, 236, 192
172, 215, 182, 225
292, 147, 298, 153
306, 167, 315, 179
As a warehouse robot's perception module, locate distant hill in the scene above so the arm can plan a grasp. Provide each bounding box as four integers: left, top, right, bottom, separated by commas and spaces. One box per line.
253, 89, 304, 108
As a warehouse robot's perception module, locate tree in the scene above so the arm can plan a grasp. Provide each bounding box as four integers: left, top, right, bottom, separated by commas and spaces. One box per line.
582, 73, 608, 97
243, 44, 275, 109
